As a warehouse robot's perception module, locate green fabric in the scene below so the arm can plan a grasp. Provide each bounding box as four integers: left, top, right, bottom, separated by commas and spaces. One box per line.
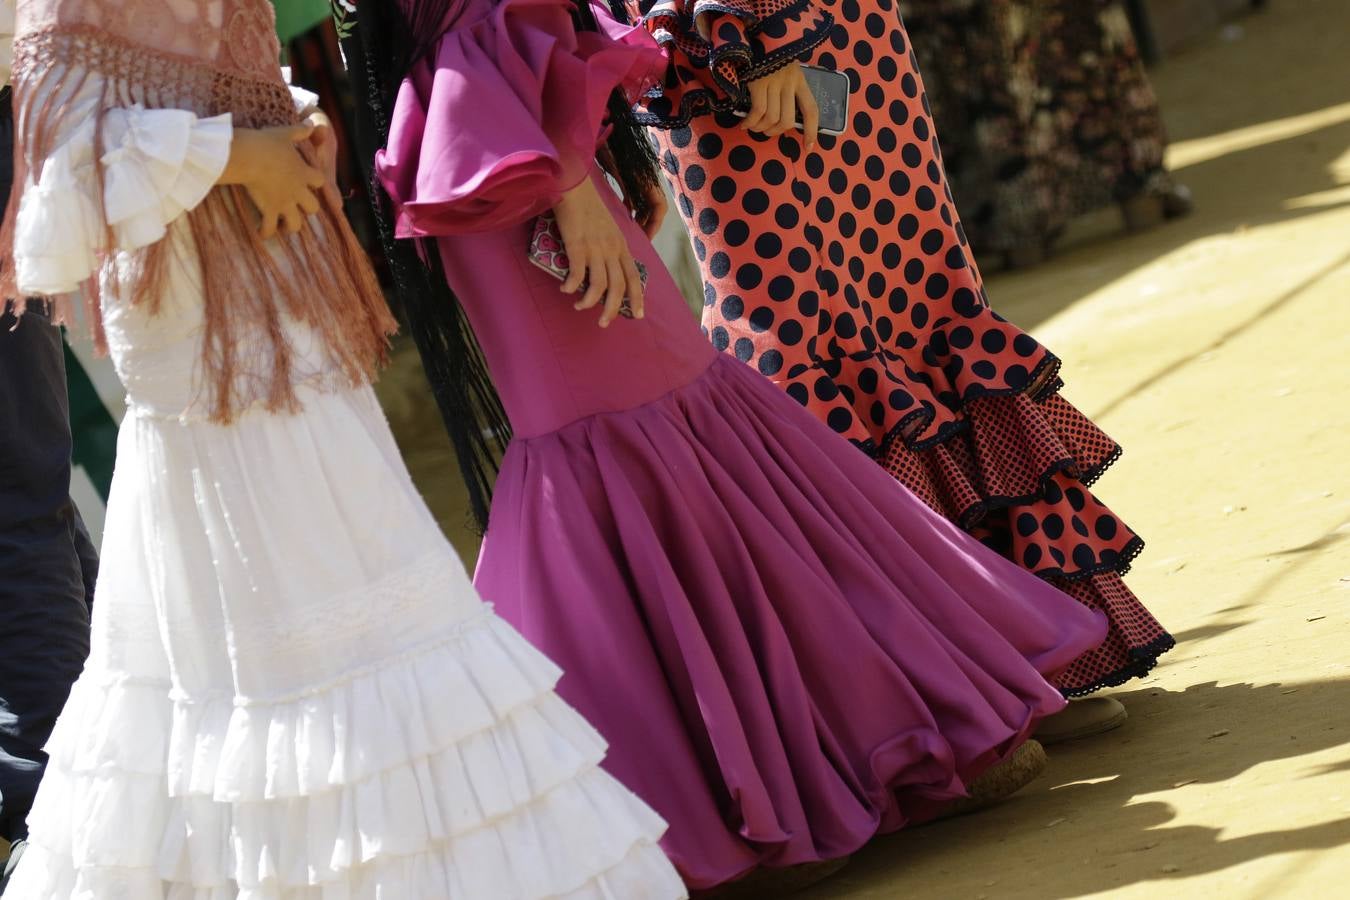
63, 342, 117, 502
271, 0, 333, 43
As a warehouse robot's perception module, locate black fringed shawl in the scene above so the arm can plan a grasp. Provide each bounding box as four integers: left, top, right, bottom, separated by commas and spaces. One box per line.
340, 0, 660, 532
339, 3, 510, 531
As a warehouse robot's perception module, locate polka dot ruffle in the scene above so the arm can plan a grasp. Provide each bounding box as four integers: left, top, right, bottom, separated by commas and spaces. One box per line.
656, 0, 1172, 694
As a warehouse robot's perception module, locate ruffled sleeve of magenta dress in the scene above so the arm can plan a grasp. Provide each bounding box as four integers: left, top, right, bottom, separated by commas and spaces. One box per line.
377, 0, 1108, 889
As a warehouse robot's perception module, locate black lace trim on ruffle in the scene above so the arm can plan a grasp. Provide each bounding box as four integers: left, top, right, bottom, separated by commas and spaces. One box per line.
954, 457, 1085, 530
851, 351, 1065, 459
1079, 441, 1124, 490
688, 2, 759, 25
830, 349, 1138, 581
1059, 632, 1177, 699
633, 1, 835, 129
1033, 534, 1146, 584
949, 440, 1124, 533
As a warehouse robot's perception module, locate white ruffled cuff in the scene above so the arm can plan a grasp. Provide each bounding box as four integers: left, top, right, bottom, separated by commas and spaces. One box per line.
13, 131, 103, 296
100, 106, 233, 251
281, 65, 321, 117
289, 83, 320, 118
12, 105, 232, 296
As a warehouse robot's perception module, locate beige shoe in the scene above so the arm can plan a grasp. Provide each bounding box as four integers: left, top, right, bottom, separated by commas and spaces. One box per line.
693, 857, 851, 899
1121, 192, 1166, 231
1035, 696, 1128, 745
1160, 182, 1195, 219
938, 738, 1048, 820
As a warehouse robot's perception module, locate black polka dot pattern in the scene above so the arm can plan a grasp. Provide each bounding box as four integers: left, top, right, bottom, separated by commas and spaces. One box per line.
648, 0, 1169, 694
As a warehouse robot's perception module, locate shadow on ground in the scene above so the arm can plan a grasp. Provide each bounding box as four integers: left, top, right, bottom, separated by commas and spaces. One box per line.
983, 1, 1350, 333
799, 676, 1350, 900
989, 111, 1350, 335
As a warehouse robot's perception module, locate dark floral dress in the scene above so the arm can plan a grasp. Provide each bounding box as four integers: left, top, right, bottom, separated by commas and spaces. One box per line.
899, 0, 1179, 257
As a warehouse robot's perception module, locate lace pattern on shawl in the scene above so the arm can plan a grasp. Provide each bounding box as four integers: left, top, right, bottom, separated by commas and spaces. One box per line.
17, 0, 283, 81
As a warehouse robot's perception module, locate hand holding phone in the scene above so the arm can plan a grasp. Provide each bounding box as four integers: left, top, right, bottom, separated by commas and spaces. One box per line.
735, 64, 850, 142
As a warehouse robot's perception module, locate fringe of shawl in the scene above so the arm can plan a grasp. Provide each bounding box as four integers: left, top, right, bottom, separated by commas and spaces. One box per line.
339, 5, 511, 531
0, 27, 397, 423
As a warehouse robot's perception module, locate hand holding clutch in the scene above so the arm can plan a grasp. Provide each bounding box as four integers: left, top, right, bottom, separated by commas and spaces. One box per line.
537, 178, 647, 327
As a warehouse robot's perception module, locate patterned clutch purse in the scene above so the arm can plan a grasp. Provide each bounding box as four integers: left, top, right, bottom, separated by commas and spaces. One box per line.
528, 213, 647, 318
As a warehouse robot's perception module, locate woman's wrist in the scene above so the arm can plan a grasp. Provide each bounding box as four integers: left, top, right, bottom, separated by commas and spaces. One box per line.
219, 128, 257, 186
557, 176, 596, 209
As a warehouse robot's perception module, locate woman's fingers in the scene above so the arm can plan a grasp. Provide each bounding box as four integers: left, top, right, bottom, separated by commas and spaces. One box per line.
301, 162, 327, 191
743, 80, 771, 132
560, 245, 588, 294
281, 205, 305, 235
567, 239, 641, 326
642, 185, 667, 239
575, 252, 607, 310
770, 85, 796, 135
741, 66, 819, 137
761, 83, 783, 135
287, 123, 316, 144
551, 178, 643, 327
798, 81, 821, 148
598, 258, 626, 327
746, 71, 811, 135
297, 189, 321, 217
621, 255, 645, 320
258, 211, 279, 241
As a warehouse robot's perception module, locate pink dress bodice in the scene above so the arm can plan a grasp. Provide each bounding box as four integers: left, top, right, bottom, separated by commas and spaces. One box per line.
377, 0, 715, 437
436, 174, 717, 438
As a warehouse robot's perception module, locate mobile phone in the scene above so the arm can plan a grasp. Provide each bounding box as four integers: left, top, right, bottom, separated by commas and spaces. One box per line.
734, 64, 851, 137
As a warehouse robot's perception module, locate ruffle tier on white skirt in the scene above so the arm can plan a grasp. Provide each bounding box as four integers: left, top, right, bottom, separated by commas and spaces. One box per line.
8, 611, 683, 899
5, 386, 684, 899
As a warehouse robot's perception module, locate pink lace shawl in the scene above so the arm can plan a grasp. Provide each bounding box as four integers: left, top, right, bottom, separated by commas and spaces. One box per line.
2, 0, 396, 422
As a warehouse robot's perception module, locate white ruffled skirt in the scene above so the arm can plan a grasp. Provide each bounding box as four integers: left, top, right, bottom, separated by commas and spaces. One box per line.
5, 384, 685, 899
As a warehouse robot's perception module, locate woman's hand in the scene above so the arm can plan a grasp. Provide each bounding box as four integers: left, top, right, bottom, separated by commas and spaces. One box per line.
741, 64, 820, 148
553, 178, 645, 327
304, 109, 345, 211
632, 181, 668, 240
600, 146, 667, 240
220, 124, 327, 239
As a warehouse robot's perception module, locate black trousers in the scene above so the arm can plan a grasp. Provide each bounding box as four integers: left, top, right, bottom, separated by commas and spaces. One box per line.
0, 87, 97, 844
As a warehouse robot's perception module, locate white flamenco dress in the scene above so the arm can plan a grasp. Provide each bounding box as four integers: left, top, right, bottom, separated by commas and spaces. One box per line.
2, 67, 686, 900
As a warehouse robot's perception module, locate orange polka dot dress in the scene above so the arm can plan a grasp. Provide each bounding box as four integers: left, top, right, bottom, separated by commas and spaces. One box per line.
620, 0, 1173, 694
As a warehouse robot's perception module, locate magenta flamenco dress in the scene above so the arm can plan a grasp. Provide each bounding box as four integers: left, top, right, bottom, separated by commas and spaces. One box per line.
376, 0, 1107, 888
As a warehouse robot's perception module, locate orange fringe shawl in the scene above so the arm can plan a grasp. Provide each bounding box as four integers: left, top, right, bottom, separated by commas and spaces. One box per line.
1, 26, 397, 422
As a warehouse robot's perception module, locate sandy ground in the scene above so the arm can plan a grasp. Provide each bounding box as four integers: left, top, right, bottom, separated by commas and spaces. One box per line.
373, 1, 1350, 896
